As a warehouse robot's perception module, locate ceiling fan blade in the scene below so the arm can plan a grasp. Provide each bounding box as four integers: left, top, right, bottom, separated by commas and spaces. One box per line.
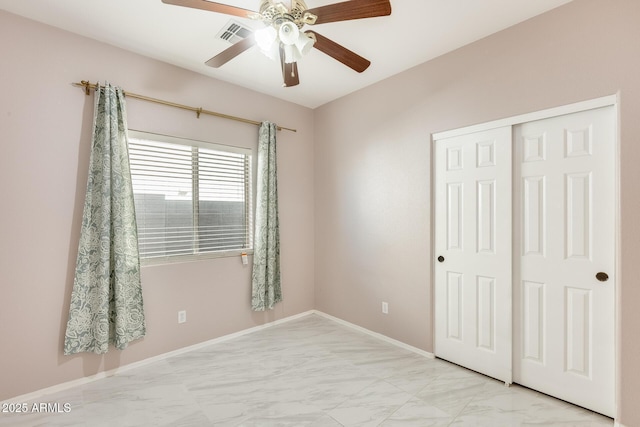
161, 0, 257, 18
205, 36, 256, 68
306, 31, 370, 73
305, 0, 391, 25
279, 46, 300, 87
283, 62, 300, 87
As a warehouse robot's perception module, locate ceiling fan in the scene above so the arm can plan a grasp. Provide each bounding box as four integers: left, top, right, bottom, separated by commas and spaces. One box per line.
161, 0, 392, 87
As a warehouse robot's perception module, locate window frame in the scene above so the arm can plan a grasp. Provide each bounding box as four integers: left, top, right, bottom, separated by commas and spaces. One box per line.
128, 130, 253, 266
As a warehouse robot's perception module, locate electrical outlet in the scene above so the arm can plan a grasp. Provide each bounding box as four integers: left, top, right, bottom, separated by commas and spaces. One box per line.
382, 302, 389, 314
178, 310, 187, 324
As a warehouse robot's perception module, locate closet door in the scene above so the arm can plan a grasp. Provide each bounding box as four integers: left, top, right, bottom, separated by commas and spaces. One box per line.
513, 106, 615, 417
434, 126, 512, 384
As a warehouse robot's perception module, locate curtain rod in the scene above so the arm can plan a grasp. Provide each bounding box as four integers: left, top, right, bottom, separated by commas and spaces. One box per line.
72, 80, 296, 133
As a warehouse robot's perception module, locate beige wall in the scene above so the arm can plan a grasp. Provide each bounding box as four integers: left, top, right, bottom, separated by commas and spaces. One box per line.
314, 0, 640, 424
0, 11, 314, 401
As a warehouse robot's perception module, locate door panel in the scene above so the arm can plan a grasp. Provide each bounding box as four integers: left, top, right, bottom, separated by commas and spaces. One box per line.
447, 183, 463, 250
565, 287, 591, 377
522, 280, 545, 363
446, 271, 463, 340
434, 127, 512, 384
476, 275, 495, 351
513, 106, 615, 417
522, 176, 545, 256
477, 180, 495, 254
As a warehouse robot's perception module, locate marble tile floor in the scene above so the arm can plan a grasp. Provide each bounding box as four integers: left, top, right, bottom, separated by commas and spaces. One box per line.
0, 314, 613, 426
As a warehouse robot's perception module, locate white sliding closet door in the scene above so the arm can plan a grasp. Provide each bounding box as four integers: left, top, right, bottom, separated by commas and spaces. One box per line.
513, 106, 615, 417
434, 127, 513, 384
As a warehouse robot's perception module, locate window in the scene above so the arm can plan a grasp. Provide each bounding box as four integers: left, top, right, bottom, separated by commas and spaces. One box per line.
128, 131, 252, 263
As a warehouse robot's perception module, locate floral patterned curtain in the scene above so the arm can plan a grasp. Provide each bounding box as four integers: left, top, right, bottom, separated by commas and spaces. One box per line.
251, 122, 282, 311
64, 83, 145, 354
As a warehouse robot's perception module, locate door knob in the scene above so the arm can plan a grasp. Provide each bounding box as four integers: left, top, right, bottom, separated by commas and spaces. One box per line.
437, 256, 445, 263
596, 272, 609, 282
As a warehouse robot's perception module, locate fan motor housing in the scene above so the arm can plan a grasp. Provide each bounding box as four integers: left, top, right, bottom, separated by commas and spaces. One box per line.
259, 0, 310, 29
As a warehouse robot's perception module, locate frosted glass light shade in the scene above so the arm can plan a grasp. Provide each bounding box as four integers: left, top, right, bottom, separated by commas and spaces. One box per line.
278, 22, 299, 45
255, 21, 315, 63
295, 32, 315, 56
283, 44, 301, 63
255, 26, 277, 52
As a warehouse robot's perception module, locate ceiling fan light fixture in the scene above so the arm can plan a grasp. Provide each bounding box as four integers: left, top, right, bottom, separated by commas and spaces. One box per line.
255, 25, 280, 60
282, 28, 315, 63
255, 25, 277, 50
283, 44, 301, 63
253, 1, 317, 65
278, 21, 300, 45
295, 31, 315, 56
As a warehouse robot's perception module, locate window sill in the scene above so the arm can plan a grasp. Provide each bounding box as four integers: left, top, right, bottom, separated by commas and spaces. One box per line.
140, 249, 254, 267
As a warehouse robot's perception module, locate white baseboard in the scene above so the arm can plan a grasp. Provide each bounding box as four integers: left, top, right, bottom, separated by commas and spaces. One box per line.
1, 310, 315, 405
3, 309, 434, 405
9, 311, 622, 423
312, 310, 435, 359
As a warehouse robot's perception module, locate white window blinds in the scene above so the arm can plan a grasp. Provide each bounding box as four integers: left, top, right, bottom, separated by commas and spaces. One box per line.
127, 131, 252, 261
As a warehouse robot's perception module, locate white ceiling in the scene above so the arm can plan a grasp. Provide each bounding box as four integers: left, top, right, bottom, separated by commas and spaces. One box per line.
0, 0, 572, 108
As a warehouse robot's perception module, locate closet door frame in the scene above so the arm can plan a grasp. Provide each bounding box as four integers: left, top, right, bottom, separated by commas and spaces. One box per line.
430, 94, 619, 416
